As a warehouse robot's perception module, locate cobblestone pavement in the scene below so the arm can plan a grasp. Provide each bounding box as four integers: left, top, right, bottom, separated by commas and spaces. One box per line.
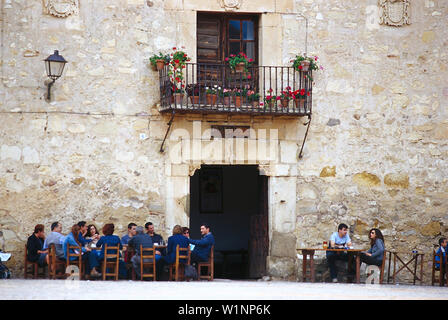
1, 279, 448, 300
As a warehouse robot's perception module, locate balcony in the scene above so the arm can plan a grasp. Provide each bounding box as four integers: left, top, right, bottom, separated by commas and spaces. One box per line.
158, 63, 313, 117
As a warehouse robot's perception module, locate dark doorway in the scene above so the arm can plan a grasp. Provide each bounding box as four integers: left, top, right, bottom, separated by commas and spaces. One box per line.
189, 165, 269, 279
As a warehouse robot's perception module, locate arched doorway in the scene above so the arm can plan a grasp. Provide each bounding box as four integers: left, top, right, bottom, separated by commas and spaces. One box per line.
189, 164, 269, 279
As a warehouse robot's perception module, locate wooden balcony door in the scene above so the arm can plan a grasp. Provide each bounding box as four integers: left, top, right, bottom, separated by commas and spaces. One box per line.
197, 12, 259, 88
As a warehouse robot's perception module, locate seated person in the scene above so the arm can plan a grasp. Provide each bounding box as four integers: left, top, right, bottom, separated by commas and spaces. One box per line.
435, 237, 447, 270
93, 223, 127, 278
163, 225, 190, 265
85, 224, 101, 247
63, 224, 100, 277
360, 228, 385, 267
128, 226, 162, 279
145, 221, 165, 255
121, 223, 137, 245
43, 221, 66, 261
188, 223, 215, 264
26, 224, 48, 267
326, 223, 352, 283
77, 221, 94, 247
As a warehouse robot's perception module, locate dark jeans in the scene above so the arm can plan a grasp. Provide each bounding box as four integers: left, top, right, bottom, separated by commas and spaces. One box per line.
360, 253, 382, 266
191, 251, 208, 264
326, 251, 349, 280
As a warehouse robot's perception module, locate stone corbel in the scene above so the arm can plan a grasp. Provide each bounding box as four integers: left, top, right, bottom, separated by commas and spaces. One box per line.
218, 0, 242, 11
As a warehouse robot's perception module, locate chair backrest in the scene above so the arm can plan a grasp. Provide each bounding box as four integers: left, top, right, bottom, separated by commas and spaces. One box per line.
140, 245, 156, 280
66, 244, 82, 263
140, 245, 155, 260
176, 245, 191, 265
103, 244, 120, 262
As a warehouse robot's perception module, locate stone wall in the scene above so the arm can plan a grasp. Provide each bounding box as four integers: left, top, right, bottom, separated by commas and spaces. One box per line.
0, 0, 447, 283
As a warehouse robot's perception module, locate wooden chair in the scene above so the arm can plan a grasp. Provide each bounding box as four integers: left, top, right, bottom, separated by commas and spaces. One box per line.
197, 245, 214, 281
431, 247, 446, 286
102, 244, 120, 281
48, 243, 66, 279
169, 245, 191, 281
140, 245, 156, 281
66, 244, 84, 280
24, 244, 45, 279
379, 250, 387, 284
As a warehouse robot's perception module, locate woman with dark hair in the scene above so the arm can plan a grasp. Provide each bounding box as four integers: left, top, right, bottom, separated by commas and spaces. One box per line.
85, 224, 100, 247
360, 228, 385, 267
92, 223, 127, 278
63, 224, 101, 277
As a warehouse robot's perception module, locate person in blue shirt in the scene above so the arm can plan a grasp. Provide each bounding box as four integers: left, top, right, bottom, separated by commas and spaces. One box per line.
63, 224, 101, 277
92, 223, 127, 278
121, 223, 137, 245
77, 221, 95, 247
326, 223, 353, 283
163, 225, 190, 265
189, 223, 215, 264
43, 221, 66, 261
435, 237, 447, 270
360, 228, 385, 267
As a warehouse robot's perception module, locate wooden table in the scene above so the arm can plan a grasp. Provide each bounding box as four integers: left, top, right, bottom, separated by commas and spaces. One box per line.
386, 251, 424, 285
297, 248, 364, 283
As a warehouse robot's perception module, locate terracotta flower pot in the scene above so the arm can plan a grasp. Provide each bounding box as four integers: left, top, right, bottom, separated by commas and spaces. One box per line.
223, 96, 231, 106
281, 99, 289, 108
300, 60, 310, 72
189, 96, 200, 105
156, 59, 165, 71
294, 98, 306, 109
235, 62, 245, 73
251, 101, 259, 108
206, 94, 217, 106
234, 96, 242, 107
174, 93, 183, 105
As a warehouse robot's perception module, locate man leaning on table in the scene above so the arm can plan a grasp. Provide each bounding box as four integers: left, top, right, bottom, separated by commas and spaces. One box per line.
326, 223, 353, 283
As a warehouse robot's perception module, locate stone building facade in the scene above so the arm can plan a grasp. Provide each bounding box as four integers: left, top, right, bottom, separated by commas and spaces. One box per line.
0, 0, 447, 283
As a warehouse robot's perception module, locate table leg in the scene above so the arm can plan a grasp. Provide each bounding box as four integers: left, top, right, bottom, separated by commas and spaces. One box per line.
302, 253, 308, 282
387, 251, 392, 284
420, 254, 424, 285
310, 254, 315, 283
356, 254, 360, 284
413, 255, 418, 285
393, 253, 397, 284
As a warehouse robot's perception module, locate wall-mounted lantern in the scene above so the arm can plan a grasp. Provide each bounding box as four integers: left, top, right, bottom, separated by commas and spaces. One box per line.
44, 50, 68, 101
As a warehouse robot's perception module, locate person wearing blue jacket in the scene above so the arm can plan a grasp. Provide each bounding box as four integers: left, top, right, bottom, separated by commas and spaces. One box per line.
435, 237, 447, 270
63, 224, 101, 277
163, 225, 190, 265
360, 228, 385, 267
189, 223, 215, 263
92, 223, 127, 278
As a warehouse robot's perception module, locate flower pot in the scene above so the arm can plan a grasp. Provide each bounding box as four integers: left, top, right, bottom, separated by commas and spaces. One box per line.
280, 99, 289, 108
189, 96, 200, 105
234, 96, 242, 107
235, 62, 245, 73
156, 59, 165, 71
300, 60, 310, 72
251, 101, 259, 108
206, 94, 217, 106
174, 93, 183, 105
265, 100, 275, 109
223, 96, 231, 106
294, 98, 306, 109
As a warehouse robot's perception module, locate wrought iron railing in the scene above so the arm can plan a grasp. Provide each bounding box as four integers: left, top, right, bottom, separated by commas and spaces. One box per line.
158, 63, 312, 116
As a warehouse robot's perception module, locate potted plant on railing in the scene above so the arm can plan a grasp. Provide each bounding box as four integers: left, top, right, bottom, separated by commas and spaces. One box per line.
226, 52, 254, 73
218, 88, 232, 106
247, 91, 260, 108
149, 52, 170, 71
170, 47, 191, 70
291, 54, 322, 80
279, 87, 292, 108
186, 83, 201, 105
264, 89, 279, 109
233, 87, 249, 108
172, 84, 185, 105
205, 85, 219, 106
292, 88, 310, 109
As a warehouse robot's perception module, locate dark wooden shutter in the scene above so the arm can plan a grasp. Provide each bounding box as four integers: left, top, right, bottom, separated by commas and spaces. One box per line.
197, 14, 222, 64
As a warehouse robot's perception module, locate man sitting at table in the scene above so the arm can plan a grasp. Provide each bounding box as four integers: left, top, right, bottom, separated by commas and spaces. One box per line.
121, 223, 137, 245
435, 237, 447, 282
326, 223, 353, 283
128, 226, 162, 279
189, 223, 215, 264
